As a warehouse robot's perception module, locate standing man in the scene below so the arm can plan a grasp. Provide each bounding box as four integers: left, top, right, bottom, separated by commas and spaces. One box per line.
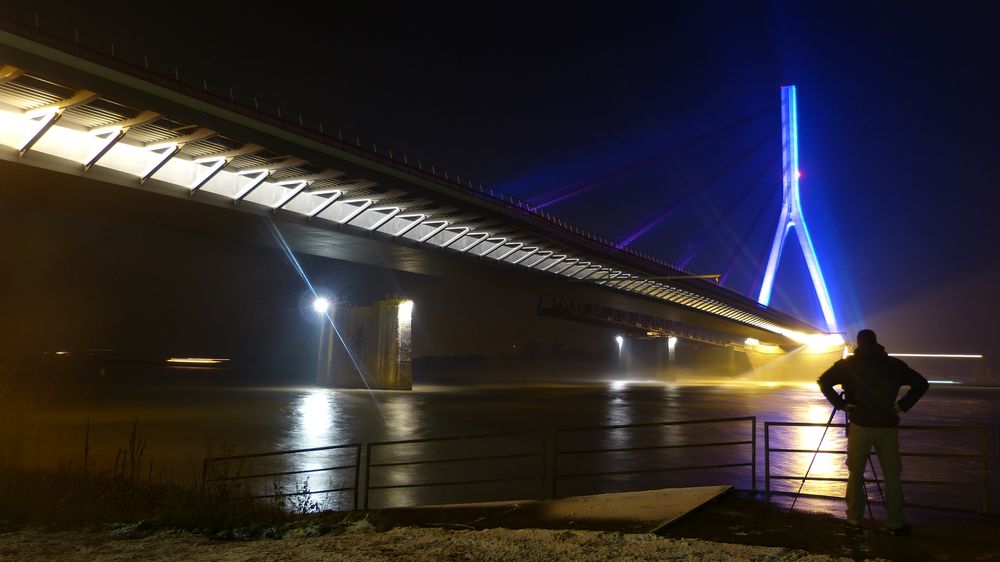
817, 329, 929, 536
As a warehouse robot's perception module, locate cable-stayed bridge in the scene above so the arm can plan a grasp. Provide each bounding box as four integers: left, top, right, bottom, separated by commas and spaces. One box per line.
0, 17, 845, 387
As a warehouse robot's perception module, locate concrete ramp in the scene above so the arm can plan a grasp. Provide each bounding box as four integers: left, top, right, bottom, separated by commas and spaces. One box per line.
372, 485, 731, 533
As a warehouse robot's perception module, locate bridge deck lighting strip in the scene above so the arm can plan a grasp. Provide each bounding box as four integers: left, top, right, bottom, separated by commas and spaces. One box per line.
538, 255, 566, 271
233, 170, 271, 201
140, 144, 182, 183
272, 181, 310, 209
476, 237, 506, 257
460, 234, 491, 254
306, 191, 343, 217
338, 200, 374, 225
510, 247, 539, 265
494, 243, 524, 261
391, 214, 426, 237
84, 127, 127, 171
416, 221, 449, 242
440, 227, 471, 248
366, 207, 401, 231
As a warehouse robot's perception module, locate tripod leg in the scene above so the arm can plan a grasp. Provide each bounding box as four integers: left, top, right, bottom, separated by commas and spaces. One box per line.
868, 453, 886, 517
789, 405, 838, 513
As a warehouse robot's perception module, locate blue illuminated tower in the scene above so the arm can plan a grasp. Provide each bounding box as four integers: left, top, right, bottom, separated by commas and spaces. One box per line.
757, 86, 838, 333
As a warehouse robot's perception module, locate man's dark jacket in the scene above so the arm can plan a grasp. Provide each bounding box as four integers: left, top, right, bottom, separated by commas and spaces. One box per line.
817, 343, 929, 427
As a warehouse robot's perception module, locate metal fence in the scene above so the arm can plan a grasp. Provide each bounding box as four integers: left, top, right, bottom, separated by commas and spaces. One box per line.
202, 416, 757, 510
363, 430, 547, 509
764, 422, 991, 513
202, 443, 362, 511
553, 417, 756, 498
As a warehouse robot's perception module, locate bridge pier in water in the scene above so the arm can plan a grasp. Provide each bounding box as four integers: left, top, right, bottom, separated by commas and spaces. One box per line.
317, 298, 413, 390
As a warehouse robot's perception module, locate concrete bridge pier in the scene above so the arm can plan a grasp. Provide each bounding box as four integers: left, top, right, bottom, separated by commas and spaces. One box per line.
621, 337, 676, 382
316, 298, 413, 390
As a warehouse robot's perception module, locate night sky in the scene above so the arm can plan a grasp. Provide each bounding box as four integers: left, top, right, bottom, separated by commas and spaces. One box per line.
1, 2, 998, 372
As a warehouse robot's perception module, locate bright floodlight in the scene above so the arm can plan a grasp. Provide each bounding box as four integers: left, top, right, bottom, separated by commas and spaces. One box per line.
615, 335, 624, 350
312, 297, 330, 314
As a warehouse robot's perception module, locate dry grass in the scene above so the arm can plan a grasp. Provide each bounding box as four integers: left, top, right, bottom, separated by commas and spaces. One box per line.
0, 366, 311, 531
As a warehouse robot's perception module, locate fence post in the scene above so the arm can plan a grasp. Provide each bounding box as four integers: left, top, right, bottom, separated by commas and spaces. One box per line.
362, 443, 373, 510
751, 417, 757, 491
980, 428, 989, 514
764, 422, 771, 494
353, 444, 362, 511
543, 431, 557, 500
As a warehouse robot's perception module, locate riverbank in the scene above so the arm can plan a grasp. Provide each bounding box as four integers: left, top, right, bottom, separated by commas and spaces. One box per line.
2, 490, 996, 561
0, 521, 861, 561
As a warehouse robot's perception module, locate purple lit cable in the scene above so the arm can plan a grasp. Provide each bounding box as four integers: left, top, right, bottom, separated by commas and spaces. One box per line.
676, 155, 781, 269
616, 128, 778, 248
529, 107, 770, 209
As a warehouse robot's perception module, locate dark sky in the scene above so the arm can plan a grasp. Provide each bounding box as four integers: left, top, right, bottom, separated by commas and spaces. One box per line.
2, 1, 998, 367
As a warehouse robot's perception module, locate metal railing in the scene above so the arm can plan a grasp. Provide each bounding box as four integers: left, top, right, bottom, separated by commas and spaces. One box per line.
553, 416, 756, 498
363, 430, 546, 509
202, 443, 362, 510
201, 416, 758, 511
764, 422, 991, 513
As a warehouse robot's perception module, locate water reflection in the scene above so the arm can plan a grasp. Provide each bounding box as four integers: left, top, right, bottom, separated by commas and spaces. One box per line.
290, 388, 340, 451
778, 403, 848, 496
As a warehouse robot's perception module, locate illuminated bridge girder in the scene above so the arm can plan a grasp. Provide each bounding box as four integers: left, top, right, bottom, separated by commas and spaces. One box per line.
0, 21, 824, 344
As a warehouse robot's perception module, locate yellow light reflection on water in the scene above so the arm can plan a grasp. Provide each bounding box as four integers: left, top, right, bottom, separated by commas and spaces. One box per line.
782, 403, 847, 497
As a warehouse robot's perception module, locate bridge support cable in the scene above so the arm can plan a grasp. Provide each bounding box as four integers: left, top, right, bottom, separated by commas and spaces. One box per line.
757, 86, 838, 332
717, 186, 780, 286
616, 127, 780, 248
676, 155, 781, 270
528, 106, 771, 209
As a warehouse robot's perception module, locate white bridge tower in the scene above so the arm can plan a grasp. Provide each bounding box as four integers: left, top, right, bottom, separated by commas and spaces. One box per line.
757, 86, 839, 333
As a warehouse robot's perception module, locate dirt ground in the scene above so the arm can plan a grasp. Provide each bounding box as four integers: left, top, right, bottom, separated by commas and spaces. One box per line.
1, 491, 995, 561
0, 521, 861, 561
658, 491, 1000, 562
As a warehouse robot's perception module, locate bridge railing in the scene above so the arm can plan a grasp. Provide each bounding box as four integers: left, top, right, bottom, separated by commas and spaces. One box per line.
0, 14, 712, 283
764, 422, 991, 514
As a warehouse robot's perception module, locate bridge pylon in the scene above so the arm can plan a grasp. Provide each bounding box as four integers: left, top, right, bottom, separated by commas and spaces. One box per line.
757, 86, 838, 333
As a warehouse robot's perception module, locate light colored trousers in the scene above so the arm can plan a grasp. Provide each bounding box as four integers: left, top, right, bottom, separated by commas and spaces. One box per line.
845, 424, 905, 528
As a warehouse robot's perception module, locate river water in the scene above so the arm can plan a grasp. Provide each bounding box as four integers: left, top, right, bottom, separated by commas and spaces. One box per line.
7, 379, 997, 512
